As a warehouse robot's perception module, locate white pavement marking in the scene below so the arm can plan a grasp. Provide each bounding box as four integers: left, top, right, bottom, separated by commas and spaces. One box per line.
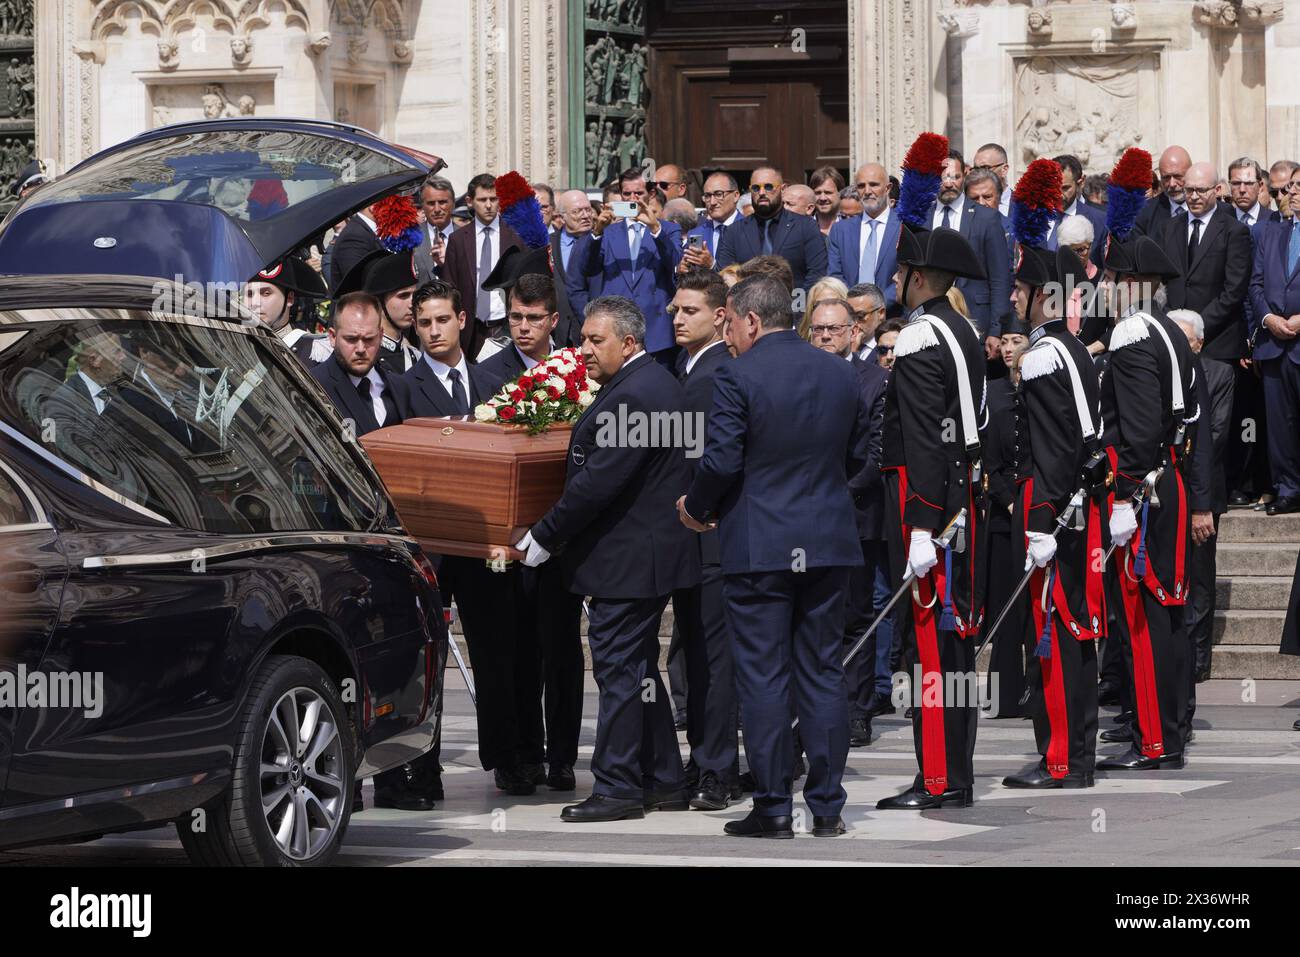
336, 846, 939, 867
977, 778, 1229, 800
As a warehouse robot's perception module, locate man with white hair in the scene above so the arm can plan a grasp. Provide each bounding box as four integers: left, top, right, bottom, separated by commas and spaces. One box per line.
1169, 308, 1233, 712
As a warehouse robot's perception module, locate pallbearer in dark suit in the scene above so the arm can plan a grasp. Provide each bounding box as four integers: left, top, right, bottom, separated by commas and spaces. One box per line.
1095, 196, 1199, 771
876, 132, 990, 811
520, 296, 701, 822
1001, 232, 1107, 790
680, 275, 868, 839
667, 268, 741, 810
476, 257, 586, 792
399, 280, 535, 796
307, 292, 440, 812
334, 249, 422, 376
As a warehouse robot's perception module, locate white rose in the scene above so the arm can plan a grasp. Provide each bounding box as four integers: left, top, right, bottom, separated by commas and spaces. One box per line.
578, 391, 594, 407
473, 404, 497, 422
547, 376, 566, 392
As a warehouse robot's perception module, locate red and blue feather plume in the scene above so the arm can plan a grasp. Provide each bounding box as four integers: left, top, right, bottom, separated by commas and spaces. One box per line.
1009, 158, 1063, 248
496, 171, 550, 249
372, 193, 423, 253
896, 132, 949, 229
1106, 147, 1152, 241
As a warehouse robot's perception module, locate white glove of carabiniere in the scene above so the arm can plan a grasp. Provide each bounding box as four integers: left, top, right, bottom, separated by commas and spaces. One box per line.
1025, 531, 1057, 570
1109, 502, 1138, 549
907, 528, 938, 579
515, 530, 551, 568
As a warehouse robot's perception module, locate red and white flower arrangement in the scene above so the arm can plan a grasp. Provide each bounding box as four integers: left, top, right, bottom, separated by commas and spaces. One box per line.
473, 347, 599, 434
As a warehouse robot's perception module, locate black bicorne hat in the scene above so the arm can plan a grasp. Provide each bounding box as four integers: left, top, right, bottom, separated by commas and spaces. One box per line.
334, 249, 420, 299
896, 224, 986, 281
1102, 233, 1180, 281
481, 244, 554, 293
1014, 243, 1088, 290
251, 256, 327, 298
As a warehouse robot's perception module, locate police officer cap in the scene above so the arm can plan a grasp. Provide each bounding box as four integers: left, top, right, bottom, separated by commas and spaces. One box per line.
250, 256, 327, 298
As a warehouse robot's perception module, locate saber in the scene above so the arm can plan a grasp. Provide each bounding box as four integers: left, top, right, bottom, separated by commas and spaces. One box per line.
790, 508, 966, 731
444, 609, 477, 706
975, 487, 1088, 662
1099, 468, 1162, 567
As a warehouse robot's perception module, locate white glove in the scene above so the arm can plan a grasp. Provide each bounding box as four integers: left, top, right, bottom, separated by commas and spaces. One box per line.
907, 529, 938, 579
1025, 531, 1057, 570
515, 530, 551, 568
1109, 502, 1138, 549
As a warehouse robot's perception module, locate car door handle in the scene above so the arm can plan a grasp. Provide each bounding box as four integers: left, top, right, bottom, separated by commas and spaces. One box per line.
0, 561, 45, 594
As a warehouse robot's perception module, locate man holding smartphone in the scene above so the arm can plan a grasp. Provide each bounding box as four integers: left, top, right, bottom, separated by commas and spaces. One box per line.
578, 166, 684, 366
681, 172, 742, 272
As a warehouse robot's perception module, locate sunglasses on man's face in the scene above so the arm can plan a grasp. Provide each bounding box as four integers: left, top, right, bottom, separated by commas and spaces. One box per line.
750, 183, 780, 194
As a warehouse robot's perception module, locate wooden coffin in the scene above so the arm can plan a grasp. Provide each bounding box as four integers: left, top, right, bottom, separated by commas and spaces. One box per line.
360, 418, 571, 559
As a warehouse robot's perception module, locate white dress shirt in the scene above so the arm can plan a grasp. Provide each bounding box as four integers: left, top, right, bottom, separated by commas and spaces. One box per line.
77, 371, 110, 415
933, 200, 964, 232
858, 207, 890, 279
345, 367, 391, 427
475, 217, 506, 323
422, 351, 472, 406
856, 337, 877, 361
708, 210, 739, 256
1186, 205, 1217, 246
1236, 202, 1263, 227
684, 338, 725, 376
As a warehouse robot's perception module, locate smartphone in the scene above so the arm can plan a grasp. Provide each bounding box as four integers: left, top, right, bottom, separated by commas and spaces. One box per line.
686, 234, 704, 250
611, 201, 639, 218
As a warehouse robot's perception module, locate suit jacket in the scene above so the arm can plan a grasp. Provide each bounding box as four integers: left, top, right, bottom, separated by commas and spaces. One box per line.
926, 201, 1012, 337
715, 209, 829, 292
328, 216, 383, 294
848, 354, 888, 541
1134, 193, 1186, 238
551, 229, 590, 348
677, 341, 730, 564
442, 220, 524, 359
1248, 220, 1300, 363
532, 355, 701, 598
413, 222, 454, 286
310, 354, 409, 436
577, 219, 682, 353
687, 216, 735, 260
1158, 206, 1253, 360
1185, 352, 1233, 515
398, 355, 498, 419
826, 211, 900, 303
684, 330, 867, 575
476, 342, 530, 395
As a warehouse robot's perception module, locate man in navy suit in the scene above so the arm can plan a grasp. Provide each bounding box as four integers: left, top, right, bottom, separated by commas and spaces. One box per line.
667, 268, 741, 810
518, 296, 701, 822
577, 168, 683, 366
827, 162, 900, 305
1228, 158, 1281, 229
1048, 154, 1107, 262
310, 292, 410, 437
928, 153, 1012, 355
680, 275, 868, 839
808, 297, 890, 745
1134, 145, 1192, 237
1249, 178, 1300, 515
716, 166, 828, 293
680, 171, 742, 271
399, 280, 536, 799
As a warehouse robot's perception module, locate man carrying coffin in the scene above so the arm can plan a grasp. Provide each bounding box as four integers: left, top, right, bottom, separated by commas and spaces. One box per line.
516, 295, 701, 822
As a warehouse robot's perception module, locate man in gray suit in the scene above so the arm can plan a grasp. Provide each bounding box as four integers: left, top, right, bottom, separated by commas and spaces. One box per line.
414, 175, 458, 285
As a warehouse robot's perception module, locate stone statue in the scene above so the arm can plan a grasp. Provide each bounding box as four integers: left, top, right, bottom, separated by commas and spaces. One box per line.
158, 39, 179, 71
237, 94, 255, 116
1111, 3, 1137, 30
348, 35, 368, 65
153, 106, 173, 128
627, 43, 647, 108
231, 35, 252, 67
585, 121, 599, 184
597, 119, 616, 183
1193, 0, 1238, 26
393, 38, 413, 63
308, 32, 332, 56
628, 0, 645, 28
1027, 8, 1053, 36
616, 118, 644, 172
201, 83, 240, 119
601, 40, 622, 106
584, 43, 604, 104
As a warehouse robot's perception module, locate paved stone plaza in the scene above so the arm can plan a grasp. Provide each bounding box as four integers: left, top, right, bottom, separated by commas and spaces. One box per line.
5, 677, 1300, 867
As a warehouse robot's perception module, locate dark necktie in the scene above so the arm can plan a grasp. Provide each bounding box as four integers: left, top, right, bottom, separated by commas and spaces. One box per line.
942, 205, 953, 230
714, 221, 726, 256
356, 377, 385, 429
761, 219, 773, 255
477, 226, 493, 321
446, 368, 469, 416
1188, 218, 1202, 262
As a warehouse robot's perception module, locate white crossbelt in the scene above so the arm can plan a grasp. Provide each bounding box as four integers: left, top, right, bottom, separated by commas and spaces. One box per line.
1039, 336, 1099, 441
918, 313, 981, 453
1137, 314, 1185, 417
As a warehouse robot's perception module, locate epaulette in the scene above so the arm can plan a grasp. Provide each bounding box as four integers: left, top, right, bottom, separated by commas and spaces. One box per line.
307, 336, 333, 363
895, 318, 939, 357
1110, 313, 1151, 351
1019, 342, 1063, 381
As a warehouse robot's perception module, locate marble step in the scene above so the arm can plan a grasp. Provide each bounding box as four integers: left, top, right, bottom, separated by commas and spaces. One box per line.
1216, 576, 1295, 611
1217, 510, 1300, 544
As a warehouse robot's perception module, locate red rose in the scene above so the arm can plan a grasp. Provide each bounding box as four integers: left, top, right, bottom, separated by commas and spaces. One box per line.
566, 385, 580, 401
509, 387, 525, 402
546, 386, 561, 399
517, 375, 532, 390
498, 405, 517, 421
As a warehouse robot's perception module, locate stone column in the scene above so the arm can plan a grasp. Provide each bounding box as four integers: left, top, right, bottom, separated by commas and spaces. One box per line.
850, 0, 941, 170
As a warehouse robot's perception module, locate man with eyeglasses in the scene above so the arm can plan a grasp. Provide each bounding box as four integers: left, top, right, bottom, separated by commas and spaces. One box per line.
971, 143, 1012, 216
1135, 145, 1192, 236
578, 166, 684, 366
650, 163, 690, 202
1227, 158, 1279, 228
1248, 164, 1300, 519
847, 282, 887, 361
828, 163, 901, 307
682, 172, 741, 271
1268, 160, 1300, 220
717, 166, 828, 292
551, 189, 596, 346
